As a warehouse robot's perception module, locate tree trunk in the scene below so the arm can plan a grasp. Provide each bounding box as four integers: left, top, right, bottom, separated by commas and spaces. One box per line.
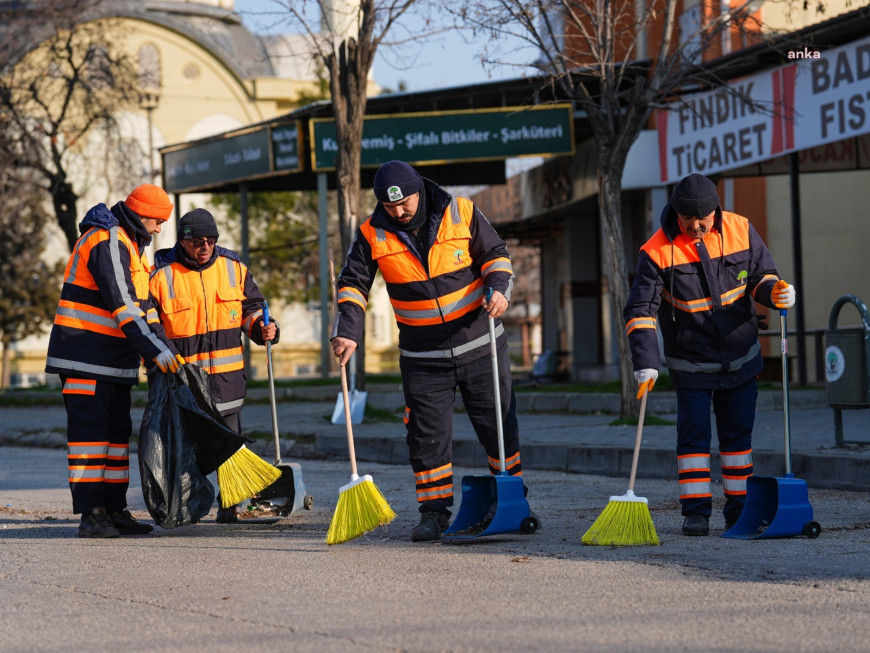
597, 153, 638, 419
50, 175, 79, 251
1, 340, 11, 389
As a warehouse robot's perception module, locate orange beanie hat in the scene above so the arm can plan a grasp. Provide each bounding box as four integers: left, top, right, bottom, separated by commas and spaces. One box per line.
124, 184, 173, 221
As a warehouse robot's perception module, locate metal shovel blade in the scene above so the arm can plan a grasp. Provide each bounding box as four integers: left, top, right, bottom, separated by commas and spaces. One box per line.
443, 473, 531, 538
721, 474, 816, 539
256, 462, 312, 515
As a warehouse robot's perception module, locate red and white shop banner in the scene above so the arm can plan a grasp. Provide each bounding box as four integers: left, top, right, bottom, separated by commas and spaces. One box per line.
657, 35, 870, 184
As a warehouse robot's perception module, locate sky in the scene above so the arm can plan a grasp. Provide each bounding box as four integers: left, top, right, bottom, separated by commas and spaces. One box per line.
232, 0, 534, 93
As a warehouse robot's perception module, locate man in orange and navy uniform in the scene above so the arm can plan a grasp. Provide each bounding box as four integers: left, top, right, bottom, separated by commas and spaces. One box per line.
624, 173, 796, 536
45, 184, 184, 538
331, 160, 524, 541
149, 208, 277, 523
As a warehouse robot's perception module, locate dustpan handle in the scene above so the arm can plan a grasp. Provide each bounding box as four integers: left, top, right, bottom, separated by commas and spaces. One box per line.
628, 391, 647, 492
263, 301, 282, 465
486, 288, 506, 473
780, 308, 792, 475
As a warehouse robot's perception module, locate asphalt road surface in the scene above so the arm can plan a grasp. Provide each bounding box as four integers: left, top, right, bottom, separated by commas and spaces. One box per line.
2, 446, 869, 652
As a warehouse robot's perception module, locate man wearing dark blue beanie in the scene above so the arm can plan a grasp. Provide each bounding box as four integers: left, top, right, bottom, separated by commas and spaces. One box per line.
624, 173, 795, 537
331, 160, 531, 541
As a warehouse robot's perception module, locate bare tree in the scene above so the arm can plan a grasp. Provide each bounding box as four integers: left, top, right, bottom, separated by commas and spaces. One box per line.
456, 0, 823, 417
0, 173, 65, 388
0, 0, 141, 251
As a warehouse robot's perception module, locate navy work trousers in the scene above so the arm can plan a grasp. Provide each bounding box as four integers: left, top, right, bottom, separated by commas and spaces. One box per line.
675, 378, 757, 522
61, 376, 133, 515
400, 345, 522, 514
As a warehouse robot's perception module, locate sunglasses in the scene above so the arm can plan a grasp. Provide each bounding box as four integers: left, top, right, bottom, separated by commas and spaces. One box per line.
186, 237, 216, 248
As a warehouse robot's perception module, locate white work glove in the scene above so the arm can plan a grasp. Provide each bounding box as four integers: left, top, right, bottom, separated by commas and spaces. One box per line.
153, 350, 184, 373
634, 368, 659, 399
771, 280, 795, 309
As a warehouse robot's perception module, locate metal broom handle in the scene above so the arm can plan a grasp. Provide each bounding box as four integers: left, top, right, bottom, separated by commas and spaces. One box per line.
263, 301, 281, 466
781, 308, 792, 476
486, 288, 506, 473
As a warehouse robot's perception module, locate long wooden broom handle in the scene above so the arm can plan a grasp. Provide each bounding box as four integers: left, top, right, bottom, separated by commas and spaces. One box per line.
628, 391, 648, 493
329, 255, 358, 478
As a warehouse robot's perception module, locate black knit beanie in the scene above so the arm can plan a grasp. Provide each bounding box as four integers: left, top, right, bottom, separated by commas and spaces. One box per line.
669, 174, 720, 217
373, 160, 423, 203
178, 208, 219, 240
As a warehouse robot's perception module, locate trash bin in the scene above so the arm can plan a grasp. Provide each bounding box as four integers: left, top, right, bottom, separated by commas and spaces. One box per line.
825, 295, 870, 446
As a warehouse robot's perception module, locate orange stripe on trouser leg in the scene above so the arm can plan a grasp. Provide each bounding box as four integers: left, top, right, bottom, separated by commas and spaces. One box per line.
403, 406, 410, 424
416, 484, 453, 502
488, 452, 523, 475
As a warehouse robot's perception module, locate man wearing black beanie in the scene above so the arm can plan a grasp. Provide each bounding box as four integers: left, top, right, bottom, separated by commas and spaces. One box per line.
624, 173, 795, 536
149, 208, 279, 523
332, 160, 529, 542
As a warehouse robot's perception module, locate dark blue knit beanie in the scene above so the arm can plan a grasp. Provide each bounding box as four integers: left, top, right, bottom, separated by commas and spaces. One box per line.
670, 174, 720, 217
373, 160, 422, 203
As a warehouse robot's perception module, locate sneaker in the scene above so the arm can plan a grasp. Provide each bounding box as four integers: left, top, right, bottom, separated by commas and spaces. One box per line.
78, 507, 120, 538
108, 510, 154, 535
682, 514, 710, 536
410, 511, 450, 542
216, 507, 239, 524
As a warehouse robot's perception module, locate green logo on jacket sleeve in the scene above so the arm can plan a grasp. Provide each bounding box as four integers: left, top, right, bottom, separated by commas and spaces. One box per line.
737, 270, 748, 283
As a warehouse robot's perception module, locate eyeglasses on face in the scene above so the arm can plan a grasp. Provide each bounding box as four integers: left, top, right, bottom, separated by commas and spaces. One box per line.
186, 237, 216, 248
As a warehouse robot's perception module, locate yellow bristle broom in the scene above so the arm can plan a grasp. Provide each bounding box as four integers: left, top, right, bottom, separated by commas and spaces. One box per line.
581, 390, 660, 546
216, 445, 282, 508
325, 257, 396, 545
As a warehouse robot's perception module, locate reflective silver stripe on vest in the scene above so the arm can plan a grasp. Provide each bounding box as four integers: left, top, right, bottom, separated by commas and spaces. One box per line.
399, 323, 504, 359
189, 353, 245, 371
55, 304, 118, 330
216, 397, 245, 413
666, 341, 760, 374
45, 356, 140, 379
449, 197, 460, 224
158, 266, 175, 299
375, 227, 387, 242
393, 286, 484, 322
226, 257, 238, 287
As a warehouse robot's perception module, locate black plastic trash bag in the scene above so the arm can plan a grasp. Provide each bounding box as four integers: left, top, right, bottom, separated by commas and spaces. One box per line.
138, 365, 250, 529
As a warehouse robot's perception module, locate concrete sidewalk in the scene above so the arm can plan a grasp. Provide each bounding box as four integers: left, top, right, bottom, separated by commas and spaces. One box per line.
3, 385, 870, 492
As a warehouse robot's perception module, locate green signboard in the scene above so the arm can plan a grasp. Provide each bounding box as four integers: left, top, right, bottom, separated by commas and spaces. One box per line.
164, 123, 301, 192
310, 105, 574, 170
271, 123, 302, 172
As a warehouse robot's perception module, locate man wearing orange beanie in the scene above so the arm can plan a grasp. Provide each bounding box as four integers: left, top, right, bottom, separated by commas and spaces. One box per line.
46, 183, 185, 538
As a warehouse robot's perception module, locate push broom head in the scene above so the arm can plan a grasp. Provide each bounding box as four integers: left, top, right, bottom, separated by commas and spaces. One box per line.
326, 474, 397, 545
581, 489, 660, 547
216, 445, 282, 508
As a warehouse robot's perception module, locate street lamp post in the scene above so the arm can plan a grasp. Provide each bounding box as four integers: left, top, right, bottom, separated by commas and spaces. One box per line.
139, 89, 160, 183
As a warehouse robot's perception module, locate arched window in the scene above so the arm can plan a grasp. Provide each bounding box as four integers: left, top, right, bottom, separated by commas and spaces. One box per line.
138, 43, 161, 90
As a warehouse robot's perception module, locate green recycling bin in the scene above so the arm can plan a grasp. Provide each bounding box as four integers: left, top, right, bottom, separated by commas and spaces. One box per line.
825, 295, 870, 409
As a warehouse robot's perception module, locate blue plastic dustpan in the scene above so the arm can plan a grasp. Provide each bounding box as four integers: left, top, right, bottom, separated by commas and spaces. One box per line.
443, 298, 540, 539
721, 474, 820, 539
443, 472, 537, 538
722, 310, 820, 540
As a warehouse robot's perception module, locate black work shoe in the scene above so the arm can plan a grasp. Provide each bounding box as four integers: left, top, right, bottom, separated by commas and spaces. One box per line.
216, 507, 239, 524
108, 510, 154, 535
682, 514, 710, 536
78, 507, 120, 538
725, 516, 739, 530
410, 511, 450, 542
